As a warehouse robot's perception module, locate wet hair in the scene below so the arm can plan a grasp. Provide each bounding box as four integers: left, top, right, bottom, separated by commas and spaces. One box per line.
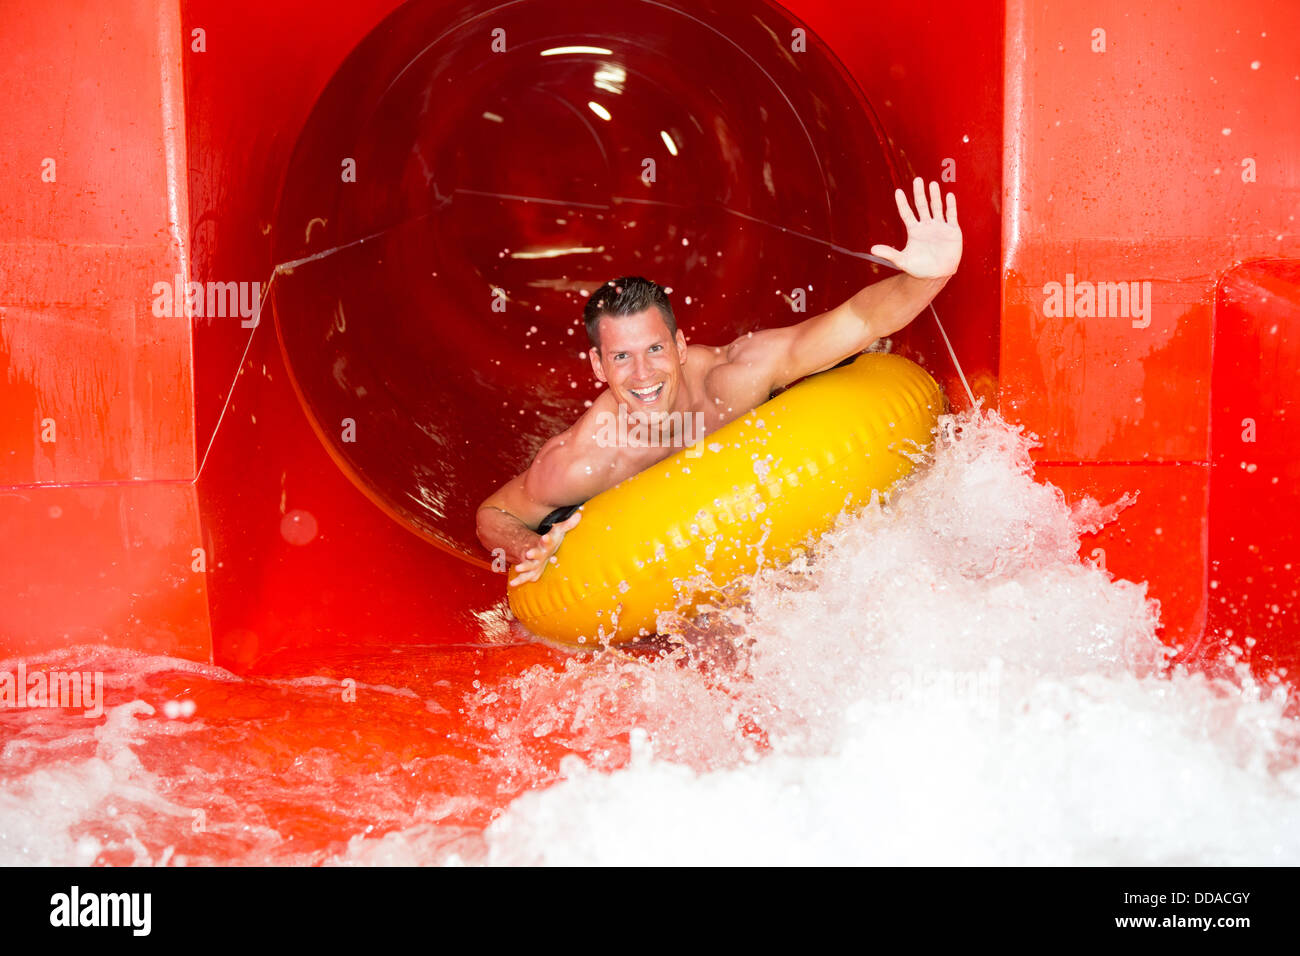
583, 276, 677, 351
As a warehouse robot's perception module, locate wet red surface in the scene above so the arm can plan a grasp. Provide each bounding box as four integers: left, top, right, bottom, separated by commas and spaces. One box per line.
1, 3, 1298, 859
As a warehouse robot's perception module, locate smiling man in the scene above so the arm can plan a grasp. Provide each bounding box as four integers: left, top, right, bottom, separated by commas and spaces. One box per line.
477, 177, 961, 585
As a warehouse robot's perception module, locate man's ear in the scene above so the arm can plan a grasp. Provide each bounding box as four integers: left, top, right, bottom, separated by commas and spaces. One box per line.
675, 329, 687, 361
588, 347, 607, 384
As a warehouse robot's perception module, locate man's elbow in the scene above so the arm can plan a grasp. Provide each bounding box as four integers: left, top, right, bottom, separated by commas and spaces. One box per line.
475, 502, 503, 552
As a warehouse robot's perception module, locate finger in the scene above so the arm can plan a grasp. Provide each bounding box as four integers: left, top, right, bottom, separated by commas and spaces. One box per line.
870, 244, 903, 267
508, 571, 536, 587
912, 177, 930, 220
945, 190, 958, 225
928, 180, 942, 220
893, 188, 917, 227
561, 511, 582, 528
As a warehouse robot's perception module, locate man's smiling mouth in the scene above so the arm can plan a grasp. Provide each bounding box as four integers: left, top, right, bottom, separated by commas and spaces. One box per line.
629, 383, 665, 404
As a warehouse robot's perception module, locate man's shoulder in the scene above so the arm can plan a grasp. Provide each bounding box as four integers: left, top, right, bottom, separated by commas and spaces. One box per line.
684, 340, 744, 387
689, 332, 783, 405
526, 398, 619, 495
685, 340, 730, 366
687, 329, 788, 368
533, 408, 599, 470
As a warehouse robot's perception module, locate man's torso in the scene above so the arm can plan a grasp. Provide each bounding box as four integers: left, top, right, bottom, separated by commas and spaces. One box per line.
541, 340, 776, 502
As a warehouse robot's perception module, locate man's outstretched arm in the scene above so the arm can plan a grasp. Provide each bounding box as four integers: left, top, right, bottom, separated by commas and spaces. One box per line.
732, 178, 961, 390
476, 437, 604, 584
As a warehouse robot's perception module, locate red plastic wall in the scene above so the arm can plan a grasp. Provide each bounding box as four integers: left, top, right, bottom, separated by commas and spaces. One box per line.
0, 0, 209, 658
1207, 260, 1300, 676
1001, 0, 1300, 668
1, 0, 1295, 676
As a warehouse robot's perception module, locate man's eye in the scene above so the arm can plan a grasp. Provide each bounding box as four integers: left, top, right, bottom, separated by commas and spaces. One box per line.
614, 353, 627, 361
650, 344, 662, 352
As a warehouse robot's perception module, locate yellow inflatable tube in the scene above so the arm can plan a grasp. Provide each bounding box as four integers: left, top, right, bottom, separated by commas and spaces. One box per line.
508, 352, 946, 647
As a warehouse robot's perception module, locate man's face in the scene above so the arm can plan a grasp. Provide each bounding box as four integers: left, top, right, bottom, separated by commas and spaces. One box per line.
588, 308, 688, 418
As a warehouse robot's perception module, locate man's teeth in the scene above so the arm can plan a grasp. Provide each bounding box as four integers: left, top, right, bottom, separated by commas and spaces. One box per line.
631, 384, 664, 400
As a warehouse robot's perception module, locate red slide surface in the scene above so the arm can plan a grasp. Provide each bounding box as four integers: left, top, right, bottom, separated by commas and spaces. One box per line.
1, 0, 1295, 679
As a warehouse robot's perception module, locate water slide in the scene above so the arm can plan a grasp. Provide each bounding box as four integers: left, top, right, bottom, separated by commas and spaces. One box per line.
1, 1, 1297, 864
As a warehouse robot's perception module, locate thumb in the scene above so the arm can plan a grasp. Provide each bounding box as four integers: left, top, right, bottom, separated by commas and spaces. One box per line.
870, 244, 903, 264
551, 513, 581, 540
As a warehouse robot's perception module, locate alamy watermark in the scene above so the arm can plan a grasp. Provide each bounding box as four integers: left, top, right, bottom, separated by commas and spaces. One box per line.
151, 274, 262, 327
889, 659, 1002, 718
0, 662, 104, 718
50, 886, 150, 935
594, 406, 706, 457
1042, 273, 1153, 328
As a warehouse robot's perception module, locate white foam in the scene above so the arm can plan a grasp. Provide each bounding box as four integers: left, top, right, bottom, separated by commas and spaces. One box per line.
479, 407, 1300, 865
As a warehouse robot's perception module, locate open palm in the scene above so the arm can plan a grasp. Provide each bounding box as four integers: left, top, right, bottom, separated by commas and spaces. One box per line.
870, 178, 962, 279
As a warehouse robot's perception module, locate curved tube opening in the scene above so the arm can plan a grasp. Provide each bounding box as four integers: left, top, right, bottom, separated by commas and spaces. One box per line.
271, 0, 906, 558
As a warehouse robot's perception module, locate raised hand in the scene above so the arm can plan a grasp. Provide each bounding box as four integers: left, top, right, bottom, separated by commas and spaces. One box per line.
509, 509, 582, 587
870, 177, 962, 280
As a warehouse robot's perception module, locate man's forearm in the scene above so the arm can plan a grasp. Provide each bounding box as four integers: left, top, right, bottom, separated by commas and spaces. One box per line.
477, 506, 540, 566
847, 272, 950, 340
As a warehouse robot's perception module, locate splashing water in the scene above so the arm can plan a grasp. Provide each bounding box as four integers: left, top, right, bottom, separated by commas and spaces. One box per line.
475, 408, 1300, 864
2, 408, 1297, 865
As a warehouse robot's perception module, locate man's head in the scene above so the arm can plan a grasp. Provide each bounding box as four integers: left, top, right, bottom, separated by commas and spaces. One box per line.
584, 276, 687, 416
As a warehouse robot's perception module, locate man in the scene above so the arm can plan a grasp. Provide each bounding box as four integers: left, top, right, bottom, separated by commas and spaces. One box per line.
477, 177, 961, 585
